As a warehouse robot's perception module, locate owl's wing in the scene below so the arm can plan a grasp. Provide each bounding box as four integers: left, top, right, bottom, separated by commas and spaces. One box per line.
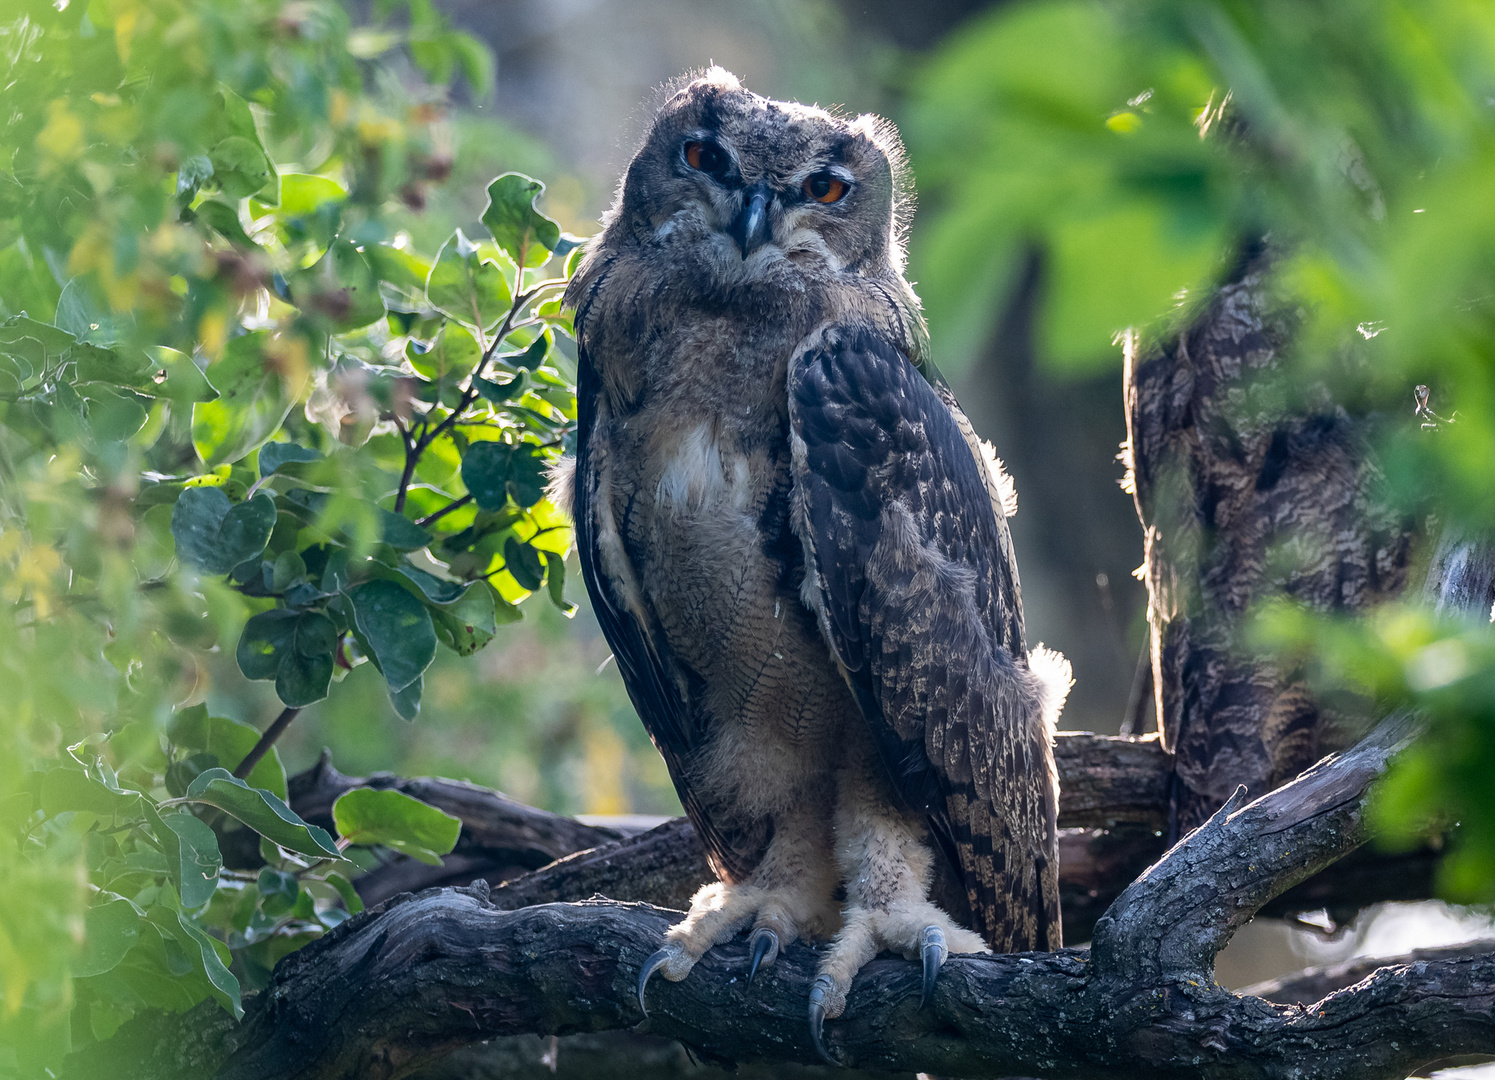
573, 343, 769, 884
788, 324, 1062, 952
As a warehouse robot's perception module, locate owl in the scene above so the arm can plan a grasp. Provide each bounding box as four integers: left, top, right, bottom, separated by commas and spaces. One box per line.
557, 68, 1069, 1060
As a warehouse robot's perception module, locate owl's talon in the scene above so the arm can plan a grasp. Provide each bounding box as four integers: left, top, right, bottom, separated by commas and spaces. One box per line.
637, 948, 673, 1017
747, 928, 779, 985
807, 974, 842, 1066
919, 925, 948, 1010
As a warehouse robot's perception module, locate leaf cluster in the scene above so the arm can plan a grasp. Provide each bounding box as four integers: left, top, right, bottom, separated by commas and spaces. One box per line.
910, 0, 1495, 903
0, 0, 584, 1072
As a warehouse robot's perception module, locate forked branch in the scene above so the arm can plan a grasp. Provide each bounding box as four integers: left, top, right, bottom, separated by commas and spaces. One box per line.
63, 713, 1495, 1080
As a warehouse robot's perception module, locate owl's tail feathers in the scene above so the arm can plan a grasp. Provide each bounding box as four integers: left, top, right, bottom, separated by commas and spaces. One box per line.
1027, 643, 1074, 742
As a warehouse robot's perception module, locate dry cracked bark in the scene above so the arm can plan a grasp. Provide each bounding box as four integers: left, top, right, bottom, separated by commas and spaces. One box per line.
59, 712, 1495, 1080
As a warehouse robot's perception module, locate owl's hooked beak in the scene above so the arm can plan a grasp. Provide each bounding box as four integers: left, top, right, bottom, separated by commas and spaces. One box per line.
730, 183, 772, 259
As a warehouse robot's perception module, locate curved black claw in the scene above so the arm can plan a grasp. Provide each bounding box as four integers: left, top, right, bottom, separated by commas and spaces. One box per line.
637, 948, 672, 1017
807, 974, 841, 1066
919, 925, 948, 1010
747, 929, 778, 985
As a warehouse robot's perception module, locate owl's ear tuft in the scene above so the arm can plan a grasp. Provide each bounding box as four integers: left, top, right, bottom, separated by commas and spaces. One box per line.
662, 65, 743, 105
697, 65, 742, 90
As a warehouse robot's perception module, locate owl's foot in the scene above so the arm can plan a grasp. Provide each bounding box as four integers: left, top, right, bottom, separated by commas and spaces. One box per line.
636, 879, 837, 1015
806, 902, 988, 1063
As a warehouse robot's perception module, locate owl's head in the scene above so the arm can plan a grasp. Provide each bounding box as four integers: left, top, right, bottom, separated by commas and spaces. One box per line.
604, 68, 911, 288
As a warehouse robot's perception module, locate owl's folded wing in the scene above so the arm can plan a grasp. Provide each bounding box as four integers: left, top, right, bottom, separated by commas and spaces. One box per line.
787, 324, 1062, 952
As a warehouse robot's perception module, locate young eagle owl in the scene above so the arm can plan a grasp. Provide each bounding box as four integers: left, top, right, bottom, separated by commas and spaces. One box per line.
560, 69, 1069, 1057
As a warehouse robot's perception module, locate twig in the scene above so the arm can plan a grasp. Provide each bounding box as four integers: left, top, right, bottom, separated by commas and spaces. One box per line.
235, 706, 302, 780
393, 279, 566, 513
415, 493, 472, 528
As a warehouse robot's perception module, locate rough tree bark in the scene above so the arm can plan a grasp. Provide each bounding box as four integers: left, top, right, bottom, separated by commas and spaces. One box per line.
282, 733, 1442, 945
1124, 250, 1419, 835
60, 713, 1495, 1080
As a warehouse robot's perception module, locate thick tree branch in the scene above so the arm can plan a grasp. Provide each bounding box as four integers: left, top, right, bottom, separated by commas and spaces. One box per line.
290, 731, 1441, 943
66, 713, 1495, 1080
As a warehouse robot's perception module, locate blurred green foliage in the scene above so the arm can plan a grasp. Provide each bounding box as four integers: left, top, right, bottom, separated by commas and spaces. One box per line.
0, 0, 605, 1071
910, 0, 1495, 900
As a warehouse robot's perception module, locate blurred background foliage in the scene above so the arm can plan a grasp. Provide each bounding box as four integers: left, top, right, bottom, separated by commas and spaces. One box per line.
4, 0, 1495, 1072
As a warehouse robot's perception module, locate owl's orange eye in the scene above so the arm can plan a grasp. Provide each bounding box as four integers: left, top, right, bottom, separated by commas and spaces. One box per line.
803, 172, 849, 204
684, 140, 728, 177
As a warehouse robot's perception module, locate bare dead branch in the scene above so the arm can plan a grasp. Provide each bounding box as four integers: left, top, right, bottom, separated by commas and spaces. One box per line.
1241, 941, 1495, 1005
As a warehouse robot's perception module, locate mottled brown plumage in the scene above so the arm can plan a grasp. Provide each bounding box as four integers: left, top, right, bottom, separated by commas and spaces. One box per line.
560, 69, 1068, 1042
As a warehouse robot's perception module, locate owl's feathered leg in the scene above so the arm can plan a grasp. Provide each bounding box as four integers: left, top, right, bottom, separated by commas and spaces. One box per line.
807, 739, 988, 1062
637, 803, 840, 1014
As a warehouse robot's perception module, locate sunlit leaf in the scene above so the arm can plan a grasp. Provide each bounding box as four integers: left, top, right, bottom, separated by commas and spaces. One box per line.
332, 788, 461, 865
426, 229, 511, 331
481, 173, 562, 268
184, 769, 339, 859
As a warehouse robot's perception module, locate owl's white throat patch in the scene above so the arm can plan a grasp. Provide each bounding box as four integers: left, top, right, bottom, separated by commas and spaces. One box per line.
655, 423, 750, 513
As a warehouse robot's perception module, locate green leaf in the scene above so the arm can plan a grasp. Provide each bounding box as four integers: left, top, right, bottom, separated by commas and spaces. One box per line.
194, 200, 257, 248
431, 580, 499, 655
174, 911, 242, 1019
151, 809, 223, 909
498, 330, 550, 372
147, 346, 219, 406
177, 154, 214, 199
167, 707, 286, 800
209, 135, 273, 200
461, 441, 548, 510
388, 675, 422, 721
473, 371, 526, 403
326, 872, 364, 915
426, 229, 512, 331
56, 277, 131, 346
236, 609, 337, 707
76, 897, 142, 978
542, 550, 576, 616
332, 788, 461, 865
276, 173, 348, 217
290, 240, 386, 331
184, 768, 340, 859
71, 340, 158, 390
481, 173, 562, 268
36, 766, 141, 818
346, 580, 437, 693
170, 488, 276, 575
407, 321, 480, 382
392, 561, 466, 604
256, 867, 299, 916
78, 385, 150, 444
258, 441, 322, 477
504, 537, 545, 591
378, 508, 432, 551
193, 331, 299, 466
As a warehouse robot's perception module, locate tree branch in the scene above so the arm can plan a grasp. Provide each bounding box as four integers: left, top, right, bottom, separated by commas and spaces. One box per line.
1240, 941, 1495, 1005
67, 713, 1495, 1080
288, 732, 1442, 942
